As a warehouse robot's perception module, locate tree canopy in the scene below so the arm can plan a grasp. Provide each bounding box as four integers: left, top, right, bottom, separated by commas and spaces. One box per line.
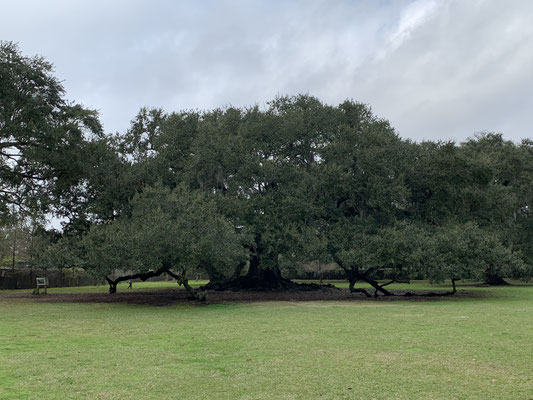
0, 41, 102, 220
2, 43, 532, 296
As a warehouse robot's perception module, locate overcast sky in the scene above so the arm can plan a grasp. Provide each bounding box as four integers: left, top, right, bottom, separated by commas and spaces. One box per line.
2, 0, 533, 142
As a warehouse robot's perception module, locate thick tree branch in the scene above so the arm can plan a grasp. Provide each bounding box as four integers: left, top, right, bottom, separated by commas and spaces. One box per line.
105, 265, 169, 293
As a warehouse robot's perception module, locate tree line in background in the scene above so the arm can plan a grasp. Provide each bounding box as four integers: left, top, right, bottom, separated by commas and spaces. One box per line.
2, 42, 532, 296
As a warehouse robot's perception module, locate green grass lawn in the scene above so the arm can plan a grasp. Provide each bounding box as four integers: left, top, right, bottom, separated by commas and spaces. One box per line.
1, 281, 532, 399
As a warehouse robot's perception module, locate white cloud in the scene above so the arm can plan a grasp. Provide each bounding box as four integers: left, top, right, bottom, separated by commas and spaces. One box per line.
385, 0, 442, 54
1, 0, 532, 142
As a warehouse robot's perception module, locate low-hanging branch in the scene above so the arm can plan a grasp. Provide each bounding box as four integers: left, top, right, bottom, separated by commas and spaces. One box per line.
330, 252, 460, 297
105, 266, 169, 293
105, 266, 203, 300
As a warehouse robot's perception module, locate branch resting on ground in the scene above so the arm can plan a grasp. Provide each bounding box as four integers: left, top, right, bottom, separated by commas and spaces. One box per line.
105, 267, 205, 300
331, 254, 460, 298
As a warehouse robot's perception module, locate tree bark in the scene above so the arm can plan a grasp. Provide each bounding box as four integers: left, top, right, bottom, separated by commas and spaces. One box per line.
232, 254, 293, 289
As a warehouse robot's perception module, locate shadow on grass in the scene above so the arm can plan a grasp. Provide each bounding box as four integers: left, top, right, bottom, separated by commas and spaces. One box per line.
0, 286, 491, 307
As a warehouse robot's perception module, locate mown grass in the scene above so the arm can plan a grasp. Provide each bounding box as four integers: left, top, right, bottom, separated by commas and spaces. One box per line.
1, 281, 532, 399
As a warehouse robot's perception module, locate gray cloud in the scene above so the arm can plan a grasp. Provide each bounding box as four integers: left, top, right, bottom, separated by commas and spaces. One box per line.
1, 0, 532, 142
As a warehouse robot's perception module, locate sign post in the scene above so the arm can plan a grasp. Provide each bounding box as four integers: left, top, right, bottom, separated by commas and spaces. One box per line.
36, 277, 48, 294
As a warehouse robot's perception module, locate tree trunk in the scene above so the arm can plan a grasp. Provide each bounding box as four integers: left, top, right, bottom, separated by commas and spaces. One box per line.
206, 252, 296, 291
484, 274, 510, 285
106, 277, 118, 294
344, 268, 371, 297
233, 254, 292, 289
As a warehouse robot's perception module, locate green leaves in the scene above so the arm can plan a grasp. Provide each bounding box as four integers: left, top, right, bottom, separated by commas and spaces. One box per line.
80, 184, 247, 280
0, 41, 102, 218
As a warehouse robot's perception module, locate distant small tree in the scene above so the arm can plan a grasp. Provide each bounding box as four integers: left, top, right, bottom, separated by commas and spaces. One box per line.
0, 214, 47, 268
31, 233, 81, 272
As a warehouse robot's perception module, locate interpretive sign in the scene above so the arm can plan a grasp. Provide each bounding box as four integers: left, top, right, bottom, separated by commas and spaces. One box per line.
36, 277, 48, 286
36, 277, 48, 294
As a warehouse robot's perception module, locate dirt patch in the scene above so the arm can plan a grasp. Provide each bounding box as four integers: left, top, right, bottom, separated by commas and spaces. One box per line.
0, 287, 485, 306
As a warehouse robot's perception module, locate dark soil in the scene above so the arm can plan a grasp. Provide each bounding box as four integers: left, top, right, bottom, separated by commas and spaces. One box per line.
1, 286, 485, 307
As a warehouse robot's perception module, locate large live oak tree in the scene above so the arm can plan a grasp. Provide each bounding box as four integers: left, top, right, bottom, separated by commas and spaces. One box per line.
105, 97, 532, 292
5, 43, 531, 294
